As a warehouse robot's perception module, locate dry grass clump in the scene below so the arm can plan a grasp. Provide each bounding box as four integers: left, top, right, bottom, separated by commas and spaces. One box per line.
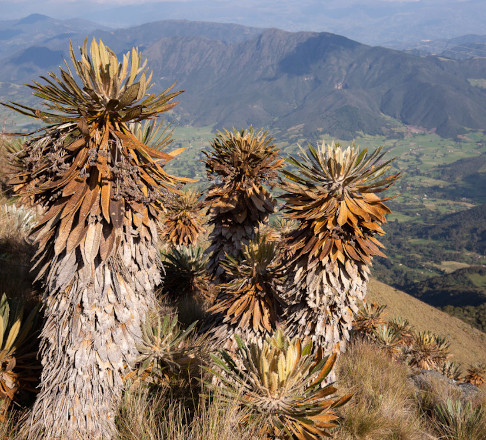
0, 411, 23, 440
0, 142, 37, 300
117, 386, 257, 440
0, 198, 36, 303
0, 136, 19, 194
335, 340, 426, 440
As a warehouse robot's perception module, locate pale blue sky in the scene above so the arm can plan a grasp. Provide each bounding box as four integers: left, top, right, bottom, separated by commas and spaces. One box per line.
1, 0, 484, 45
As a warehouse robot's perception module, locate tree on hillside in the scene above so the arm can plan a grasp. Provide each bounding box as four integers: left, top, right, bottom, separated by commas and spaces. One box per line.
3, 39, 185, 439
281, 143, 399, 355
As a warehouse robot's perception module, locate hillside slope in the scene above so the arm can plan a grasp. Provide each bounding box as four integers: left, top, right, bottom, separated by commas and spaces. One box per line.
368, 278, 486, 366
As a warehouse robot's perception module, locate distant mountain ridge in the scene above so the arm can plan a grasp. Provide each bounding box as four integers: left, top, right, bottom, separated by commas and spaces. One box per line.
125, 26, 486, 138
2, 17, 486, 139
416, 203, 486, 255
0, 14, 108, 60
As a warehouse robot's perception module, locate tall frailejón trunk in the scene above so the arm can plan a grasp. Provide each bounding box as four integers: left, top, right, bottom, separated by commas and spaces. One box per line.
27, 207, 161, 438
280, 143, 399, 356
3, 39, 184, 439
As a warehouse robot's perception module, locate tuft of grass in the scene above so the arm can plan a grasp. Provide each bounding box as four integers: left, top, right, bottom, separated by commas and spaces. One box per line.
117, 386, 257, 440
0, 196, 36, 304
335, 340, 426, 440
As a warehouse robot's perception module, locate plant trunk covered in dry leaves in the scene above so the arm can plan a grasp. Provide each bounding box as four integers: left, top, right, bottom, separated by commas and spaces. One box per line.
281, 143, 399, 356
203, 128, 282, 282
3, 39, 186, 439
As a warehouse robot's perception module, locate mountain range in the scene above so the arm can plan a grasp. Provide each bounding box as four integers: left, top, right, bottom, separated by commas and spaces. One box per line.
2, 15, 486, 140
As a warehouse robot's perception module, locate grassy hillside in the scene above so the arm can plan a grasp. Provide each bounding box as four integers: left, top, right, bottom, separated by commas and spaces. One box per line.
368, 278, 486, 366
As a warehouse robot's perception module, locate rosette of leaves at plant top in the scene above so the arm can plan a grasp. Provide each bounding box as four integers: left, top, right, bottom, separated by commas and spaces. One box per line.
129, 313, 204, 386
373, 324, 403, 360
464, 363, 486, 387
161, 245, 210, 300
0, 294, 40, 420
3, 38, 189, 277
388, 316, 414, 347
408, 331, 451, 371
207, 237, 285, 349
352, 302, 387, 340
4, 38, 181, 125
161, 189, 207, 247
280, 142, 400, 354
441, 361, 462, 381
281, 143, 399, 268
206, 330, 352, 440
203, 127, 283, 281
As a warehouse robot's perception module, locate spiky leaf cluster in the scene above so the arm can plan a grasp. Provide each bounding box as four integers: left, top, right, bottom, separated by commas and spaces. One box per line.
208, 237, 285, 349
282, 143, 399, 267
388, 317, 414, 346
408, 331, 450, 370
280, 143, 399, 354
162, 245, 210, 300
162, 189, 206, 247
441, 361, 462, 381
6, 39, 186, 281
4, 39, 180, 124
465, 363, 486, 387
208, 330, 352, 440
373, 324, 403, 359
130, 314, 202, 385
435, 398, 486, 439
353, 302, 387, 340
0, 294, 39, 419
204, 128, 282, 280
